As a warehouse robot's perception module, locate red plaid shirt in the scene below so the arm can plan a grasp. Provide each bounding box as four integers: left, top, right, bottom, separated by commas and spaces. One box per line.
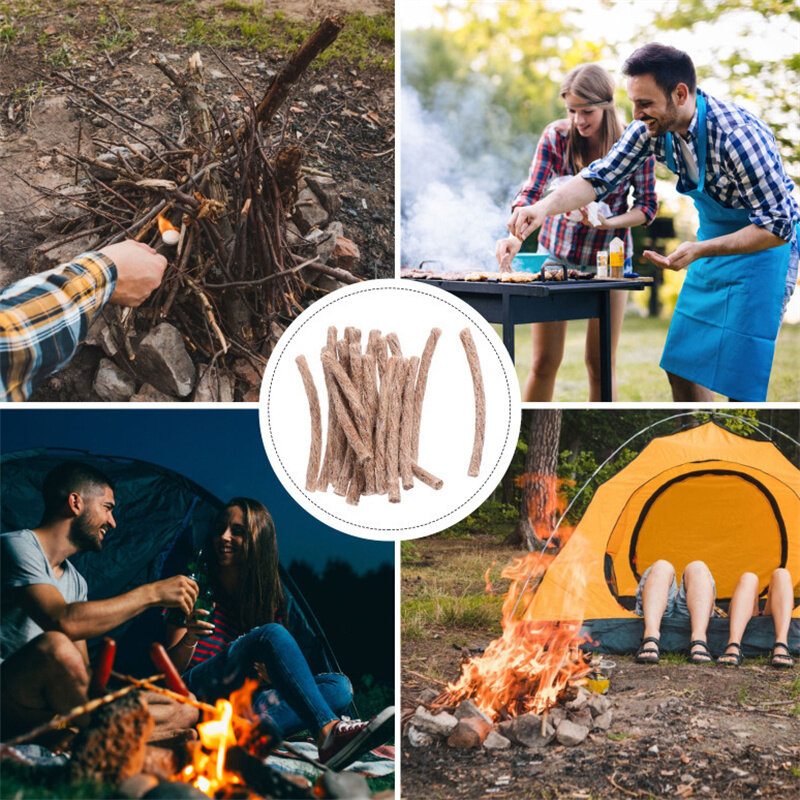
512, 122, 658, 265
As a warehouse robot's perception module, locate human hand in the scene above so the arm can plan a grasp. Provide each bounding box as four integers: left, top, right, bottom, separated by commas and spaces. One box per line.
495, 236, 522, 272
254, 661, 270, 684
182, 608, 215, 645
100, 240, 167, 307
153, 575, 199, 617
643, 241, 702, 271
508, 203, 546, 241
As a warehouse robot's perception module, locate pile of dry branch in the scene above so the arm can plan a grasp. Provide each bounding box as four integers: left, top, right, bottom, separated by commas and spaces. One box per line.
36, 17, 361, 394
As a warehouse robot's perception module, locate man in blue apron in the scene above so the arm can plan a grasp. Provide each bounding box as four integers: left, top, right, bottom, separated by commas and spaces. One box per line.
509, 43, 799, 402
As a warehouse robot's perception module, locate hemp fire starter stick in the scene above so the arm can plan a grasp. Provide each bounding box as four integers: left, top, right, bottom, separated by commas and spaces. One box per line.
412, 327, 442, 461
385, 332, 403, 358
361, 352, 379, 495
295, 355, 322, 492
411, 462, 443, 490
385, 356, 408, 503
459, 327, 485, 478
321, 350, 371, 465
317, 328, 342, 491
374, 356, 400, 496
399, 356, 420, 490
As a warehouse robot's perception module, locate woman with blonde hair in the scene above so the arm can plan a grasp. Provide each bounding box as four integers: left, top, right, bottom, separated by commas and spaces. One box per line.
165, 497, 394, 769
496, 63, 658, 401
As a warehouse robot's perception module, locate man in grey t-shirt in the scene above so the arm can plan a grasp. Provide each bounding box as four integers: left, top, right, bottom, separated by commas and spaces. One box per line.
0, 461, 200, 739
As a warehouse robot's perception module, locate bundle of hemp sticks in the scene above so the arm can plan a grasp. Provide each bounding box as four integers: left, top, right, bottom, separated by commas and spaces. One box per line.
295, 325, 485, 506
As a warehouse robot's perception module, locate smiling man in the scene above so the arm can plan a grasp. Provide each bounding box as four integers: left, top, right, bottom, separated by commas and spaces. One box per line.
509, 43, 799, 402
0, 461, 200, 738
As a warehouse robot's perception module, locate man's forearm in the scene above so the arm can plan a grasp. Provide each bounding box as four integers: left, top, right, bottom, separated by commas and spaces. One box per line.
696, 224, 787, 258
540, 176, 597, 216
60, 583, 157, 640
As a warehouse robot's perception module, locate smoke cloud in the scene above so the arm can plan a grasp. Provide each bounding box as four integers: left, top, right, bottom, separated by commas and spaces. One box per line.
401, 74, 537, 272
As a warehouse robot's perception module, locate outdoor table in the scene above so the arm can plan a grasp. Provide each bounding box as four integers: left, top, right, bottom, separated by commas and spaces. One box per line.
405, 276, 652, 402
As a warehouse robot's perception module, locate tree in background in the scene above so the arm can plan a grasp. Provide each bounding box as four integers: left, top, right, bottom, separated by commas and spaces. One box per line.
402, 0, 607, 198
627, 0, 799, 180
509, 408, 562, 550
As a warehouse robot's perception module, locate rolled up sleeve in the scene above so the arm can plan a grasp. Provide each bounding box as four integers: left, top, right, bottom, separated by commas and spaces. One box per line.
724, 126, 796, 242
580, 120, 654, 201
0, 252, 117, 401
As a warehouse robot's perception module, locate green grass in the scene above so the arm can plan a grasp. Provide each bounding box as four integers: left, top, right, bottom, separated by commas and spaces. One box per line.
499, 310, 800, 402
0, 2, 394, 70
402, 594, 505, 638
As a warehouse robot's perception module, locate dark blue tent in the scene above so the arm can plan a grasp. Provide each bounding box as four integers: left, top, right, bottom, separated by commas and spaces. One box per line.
0, 448, 342, 678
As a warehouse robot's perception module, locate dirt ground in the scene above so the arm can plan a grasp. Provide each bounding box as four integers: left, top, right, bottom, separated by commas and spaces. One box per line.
0, 0, 393, 399
402, 537, 800, 800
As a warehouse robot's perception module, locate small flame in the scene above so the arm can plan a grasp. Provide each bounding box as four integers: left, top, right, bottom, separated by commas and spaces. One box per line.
157, 213, 180, 245
443, 474, 589, 720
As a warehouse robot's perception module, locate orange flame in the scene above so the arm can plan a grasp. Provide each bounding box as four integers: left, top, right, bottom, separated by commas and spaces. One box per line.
174, 679, 259, 795
157, 213, 179, 235
443, 475, 590, 720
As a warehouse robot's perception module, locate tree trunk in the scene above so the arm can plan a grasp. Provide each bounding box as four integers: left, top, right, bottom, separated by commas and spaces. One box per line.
507, 409, 562, 550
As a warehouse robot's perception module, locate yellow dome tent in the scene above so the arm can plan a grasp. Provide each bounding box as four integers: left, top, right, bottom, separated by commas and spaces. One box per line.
527, 421, 800, 654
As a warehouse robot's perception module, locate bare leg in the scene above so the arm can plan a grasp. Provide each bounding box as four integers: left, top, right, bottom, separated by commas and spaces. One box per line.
0, 632, 89, 738
522, 321, 568, 402
667, 372, 714, 402
764, 568, 795, 666
682, 560, 714, 660
641, 560, 676, 644
585, 290, 627, 402
720, 572, 759, 664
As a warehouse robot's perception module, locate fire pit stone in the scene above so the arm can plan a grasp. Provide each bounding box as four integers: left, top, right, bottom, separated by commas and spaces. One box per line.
407, 725, 435, 748
586, 692, 612, 717
593, 709, 613, 730
567, 707, 594, 731
409, 706, 459, 737
453, 698, 493, 725
498, 713, 555, 749
483, 730, 511, 751
305, 175, 342, 216
555, 718, 590, 747
565, 686, 591, 711
118, 773, 159, 799
446, 717, 493, 749
294, 187, 330, 233
93, 358, 136, 401
136, 323, 197, 398
130, 383, 175, 402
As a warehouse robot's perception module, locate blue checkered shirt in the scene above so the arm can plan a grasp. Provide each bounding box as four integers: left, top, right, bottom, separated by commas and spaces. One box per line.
580, 88, 800, 243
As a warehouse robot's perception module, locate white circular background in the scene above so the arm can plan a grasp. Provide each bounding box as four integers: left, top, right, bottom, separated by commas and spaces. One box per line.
259, 279, 521, 540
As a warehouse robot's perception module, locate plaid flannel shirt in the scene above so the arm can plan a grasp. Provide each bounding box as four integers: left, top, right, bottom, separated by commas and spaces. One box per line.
512, 122, 658, 264
580, 89, 800, 242
0, 253, 117, 401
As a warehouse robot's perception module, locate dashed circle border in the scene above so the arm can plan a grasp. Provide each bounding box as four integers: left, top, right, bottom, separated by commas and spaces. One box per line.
262, 281, 518, 534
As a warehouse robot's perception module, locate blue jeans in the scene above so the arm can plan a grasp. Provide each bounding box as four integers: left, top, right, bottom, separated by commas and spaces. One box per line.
182, 623, 352, 738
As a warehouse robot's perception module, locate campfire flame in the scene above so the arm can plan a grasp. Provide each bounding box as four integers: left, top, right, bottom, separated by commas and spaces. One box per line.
443, 475, 590, 721
175, 679, 258, 795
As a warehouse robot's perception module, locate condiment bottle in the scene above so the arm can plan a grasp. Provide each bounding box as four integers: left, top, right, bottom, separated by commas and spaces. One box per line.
609, 238, 624, 278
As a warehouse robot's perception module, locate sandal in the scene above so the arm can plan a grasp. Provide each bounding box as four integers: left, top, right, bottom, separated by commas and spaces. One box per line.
689, 640, 713, 664
771, 642, 795, 669
636, 636, 661, 664
717, 642, 743, 667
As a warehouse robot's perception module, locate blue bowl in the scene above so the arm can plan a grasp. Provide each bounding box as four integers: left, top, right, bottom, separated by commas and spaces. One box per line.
511, 253, 549, 272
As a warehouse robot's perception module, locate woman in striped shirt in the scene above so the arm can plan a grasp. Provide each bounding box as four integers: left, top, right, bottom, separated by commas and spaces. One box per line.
165, 497, 393, 769
496, 64, 658, 401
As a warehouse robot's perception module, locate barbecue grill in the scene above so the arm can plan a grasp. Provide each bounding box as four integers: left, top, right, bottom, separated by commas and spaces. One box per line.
402, 273, 652, 402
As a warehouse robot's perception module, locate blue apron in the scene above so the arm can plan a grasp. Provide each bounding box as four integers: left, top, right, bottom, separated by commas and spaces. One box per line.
659, 93, 793, 401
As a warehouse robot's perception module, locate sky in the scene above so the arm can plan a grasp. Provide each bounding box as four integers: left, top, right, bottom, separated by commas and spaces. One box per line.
0, 407, 393, 575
